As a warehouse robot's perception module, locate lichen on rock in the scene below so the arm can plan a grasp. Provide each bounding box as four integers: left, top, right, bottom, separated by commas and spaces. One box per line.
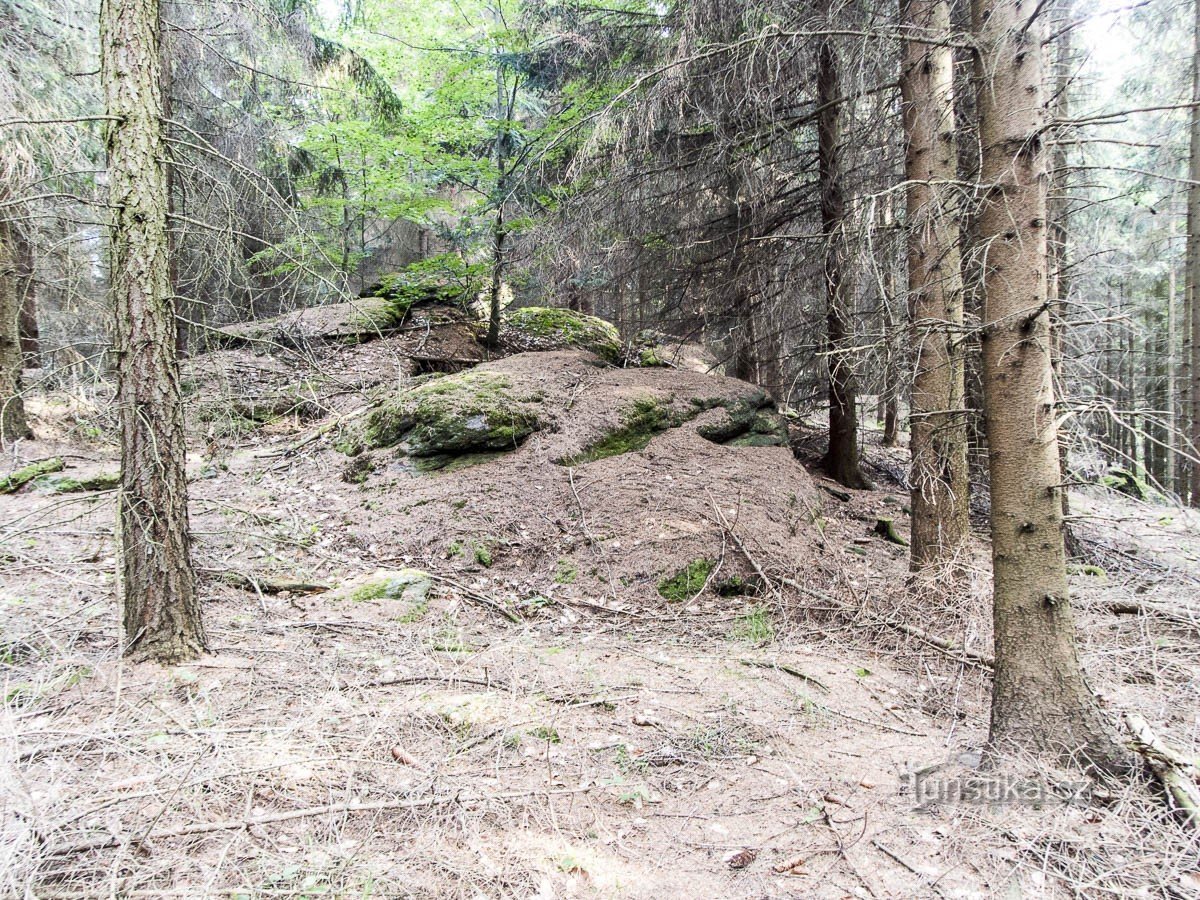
362, 369, 548, 457
696, 390, 790, 447
340, 568, 434, 605
501, 307, 622, 363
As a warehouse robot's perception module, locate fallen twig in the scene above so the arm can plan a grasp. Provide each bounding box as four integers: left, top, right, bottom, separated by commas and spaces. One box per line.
48, 786, 594, 855
429, 573, 522, 623
1125, 713, 1200, 827
740, 658, 830, 692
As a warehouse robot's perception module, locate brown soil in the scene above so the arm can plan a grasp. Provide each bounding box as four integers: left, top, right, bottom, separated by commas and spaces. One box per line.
2, 323, 1198, 898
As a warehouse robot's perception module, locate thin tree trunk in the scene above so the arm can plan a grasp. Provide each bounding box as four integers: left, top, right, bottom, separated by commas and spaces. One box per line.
103, 0, 204, 663
1167, 264, 1177, 494
486, 61, 508, 349
0, 219, 32, 444
1048, 1, 1073, 515
880, 287, 899, 448
972, 0, 1126, 769
14, 223, 38, 362
817, 34, 871, 490
901, 0, 969, 566
1188, 0, 1200, 507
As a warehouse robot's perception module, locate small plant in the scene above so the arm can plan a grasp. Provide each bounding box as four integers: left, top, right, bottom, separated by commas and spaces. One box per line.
529, 725, 561, 744
733, 606, 774, 645
473, 541, 493, 567
553, 558, 578, 584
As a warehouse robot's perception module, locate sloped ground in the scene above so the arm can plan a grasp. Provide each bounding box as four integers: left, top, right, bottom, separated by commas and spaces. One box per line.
1, 318, 1199, 898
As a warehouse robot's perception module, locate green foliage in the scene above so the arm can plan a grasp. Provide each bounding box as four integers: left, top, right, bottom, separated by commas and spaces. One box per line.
553, 558, 578, 585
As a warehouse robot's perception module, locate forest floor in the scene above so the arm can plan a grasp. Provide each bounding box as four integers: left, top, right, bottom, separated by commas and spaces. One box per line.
2, 311, 1199, 899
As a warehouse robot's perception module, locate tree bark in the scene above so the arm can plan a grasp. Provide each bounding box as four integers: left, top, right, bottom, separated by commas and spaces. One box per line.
103, 0, 204, 663
0, 219, 32, 444
1048, 0, 1074, 515
1188, 0, 1200, 507
901, 0, 969, 566
818, 35, 872, 489
972, 0, 1125, 769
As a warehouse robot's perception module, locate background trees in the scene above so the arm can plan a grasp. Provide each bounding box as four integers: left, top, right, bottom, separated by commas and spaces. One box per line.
0, 0, 1194, 763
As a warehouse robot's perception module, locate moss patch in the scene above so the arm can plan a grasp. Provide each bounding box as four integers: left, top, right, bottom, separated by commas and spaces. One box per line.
363, 370, 547, 457
657, 558, 715, 602
1100, 467, 1155, 501
1, 458, 65, 493
503, 307, 622, 363
344, 568, 434, 605
558, 397, 677, 465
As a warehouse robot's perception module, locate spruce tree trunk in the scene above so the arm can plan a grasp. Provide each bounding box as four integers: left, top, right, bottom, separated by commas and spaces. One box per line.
880, 286, 899, 448
817, 35, 871, 489
1188, 0, 1200, 507
972, 0, 1125, 769
901, 0, 969, 566
0, 219, 32, 444
103, 0, 204, 663
1048, 1, 1074, 516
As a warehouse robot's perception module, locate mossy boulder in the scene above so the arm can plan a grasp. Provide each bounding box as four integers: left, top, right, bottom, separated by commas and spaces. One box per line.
695, 390, 789, 447
363, 370, 548, 457
1100, 467, 1154, 501
501, 307, 622, 363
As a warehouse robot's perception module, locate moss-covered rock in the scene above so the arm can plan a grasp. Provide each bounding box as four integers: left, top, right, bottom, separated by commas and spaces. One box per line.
502, 307, 622, 363
558, 397, 677, 465
35, 472, 121, 493
363, 370, 548, 457
1100, 467, 1154, 501
341, 568, 434, 605
696, 390, 789, 447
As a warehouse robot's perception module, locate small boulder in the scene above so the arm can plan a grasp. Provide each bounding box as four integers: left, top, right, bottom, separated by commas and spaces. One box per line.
500, 307, 622, 363
339, 568, 434, 605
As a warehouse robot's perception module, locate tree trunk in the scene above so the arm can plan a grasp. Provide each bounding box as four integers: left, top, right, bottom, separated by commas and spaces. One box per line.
0, 219, 32, 444
880, 286, 899, 448
485, 61, 509, 350
817, 35, 871, 489
103, 0, 204, 663
1048, 0, 1073, 515
1188, 0, 1200, 507
901, 0, 969, 566
972, 0, 1125, 769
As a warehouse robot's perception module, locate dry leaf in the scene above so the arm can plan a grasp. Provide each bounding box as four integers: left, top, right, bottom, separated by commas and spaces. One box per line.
727, 848, 758, 870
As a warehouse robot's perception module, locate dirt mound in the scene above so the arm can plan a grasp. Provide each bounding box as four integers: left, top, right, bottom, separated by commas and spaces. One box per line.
339, 350, 812, 605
